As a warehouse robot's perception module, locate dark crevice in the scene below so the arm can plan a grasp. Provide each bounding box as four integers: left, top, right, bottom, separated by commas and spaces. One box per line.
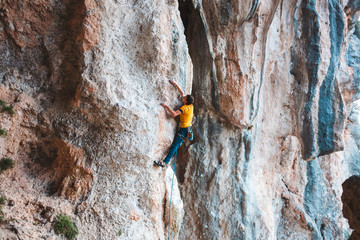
176, 0, 195, 185
178, 1, 192, 32
178, 0, 215, 109
176, 1, 214, 238
176, 0, 213, 186
57, 0, 87, 107
300, 0, 321, 160
342, 175, 360, 239
175, 143, 189, 184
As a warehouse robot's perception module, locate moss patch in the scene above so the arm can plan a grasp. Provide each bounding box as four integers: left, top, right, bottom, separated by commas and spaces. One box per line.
0, 203, 4, 224
0, 158, 14, 172
0, 196, 5, 205
0, 100, 14, 115
0, 128, 7, 136
54, 214, 79, 240
1, 106, 14, 115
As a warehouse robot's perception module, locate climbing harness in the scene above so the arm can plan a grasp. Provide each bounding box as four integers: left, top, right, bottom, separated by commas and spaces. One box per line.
168, 150, 177, 240
187, 126, 193, 141
177, 127, 193, 141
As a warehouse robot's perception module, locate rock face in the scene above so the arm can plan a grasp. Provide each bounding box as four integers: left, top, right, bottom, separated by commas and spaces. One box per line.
0, 0, 359, 239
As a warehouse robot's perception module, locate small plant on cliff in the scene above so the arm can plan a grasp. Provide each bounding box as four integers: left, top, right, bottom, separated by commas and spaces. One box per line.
54, 214, 78, 240
0, 196, 6, 205
1, 105, 14, 115
0, 197, 4, 224
0, 158, 14, 172
0, 211, 4, 224
0, 128, 7, 136
0, 100, 14, 115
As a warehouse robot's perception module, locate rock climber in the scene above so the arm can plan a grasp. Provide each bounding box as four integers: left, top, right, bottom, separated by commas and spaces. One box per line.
154, 80, 194, 167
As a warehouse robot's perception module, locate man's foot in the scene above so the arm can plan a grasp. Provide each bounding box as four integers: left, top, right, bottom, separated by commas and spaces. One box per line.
154, 160, 166, 168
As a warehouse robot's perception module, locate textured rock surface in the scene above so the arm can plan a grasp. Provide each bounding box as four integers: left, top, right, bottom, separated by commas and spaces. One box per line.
0, 0, 359, 239
178, 0, 359, 239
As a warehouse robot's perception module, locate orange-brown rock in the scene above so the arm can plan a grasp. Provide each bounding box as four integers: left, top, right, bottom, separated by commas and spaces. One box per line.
49, 138, 92, 202
0, 0, 55, 48
65, 0, 100, 52
82, 0, 100, 51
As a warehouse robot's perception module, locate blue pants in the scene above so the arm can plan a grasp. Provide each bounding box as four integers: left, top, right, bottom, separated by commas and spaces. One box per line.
163, 128, 188, 164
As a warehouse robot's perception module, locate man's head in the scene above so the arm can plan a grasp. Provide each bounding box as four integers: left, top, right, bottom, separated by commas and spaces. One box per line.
182, 95, 194, 105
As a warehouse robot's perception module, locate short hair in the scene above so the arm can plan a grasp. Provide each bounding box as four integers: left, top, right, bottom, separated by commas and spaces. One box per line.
186, 95, 194, 105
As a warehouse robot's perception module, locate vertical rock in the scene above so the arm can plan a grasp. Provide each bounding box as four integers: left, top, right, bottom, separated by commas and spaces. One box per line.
0, 0, 359, 239
164, 167, 184, 240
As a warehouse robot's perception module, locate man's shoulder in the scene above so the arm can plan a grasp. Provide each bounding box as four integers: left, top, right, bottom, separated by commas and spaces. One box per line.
180, 104, 193, 112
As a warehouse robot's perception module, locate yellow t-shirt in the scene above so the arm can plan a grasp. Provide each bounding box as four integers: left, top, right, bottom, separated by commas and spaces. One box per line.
179, 104, 194, 128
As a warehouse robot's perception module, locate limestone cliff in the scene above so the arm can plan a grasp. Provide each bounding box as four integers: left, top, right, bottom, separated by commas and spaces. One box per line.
0, 0, 359, 239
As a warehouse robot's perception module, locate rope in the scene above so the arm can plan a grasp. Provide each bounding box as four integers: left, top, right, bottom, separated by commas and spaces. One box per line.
168, 150, 177, 240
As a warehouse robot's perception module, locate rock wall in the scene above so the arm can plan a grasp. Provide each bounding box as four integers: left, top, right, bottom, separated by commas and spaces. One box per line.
0, 0, 359, 239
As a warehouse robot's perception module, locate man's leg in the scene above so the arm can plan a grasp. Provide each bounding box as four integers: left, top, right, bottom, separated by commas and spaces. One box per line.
163, 134, 184, 164
163, 128, 189, 164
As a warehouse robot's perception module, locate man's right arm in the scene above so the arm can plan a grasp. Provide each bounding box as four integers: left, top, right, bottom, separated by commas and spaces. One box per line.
169, 80, 185, 97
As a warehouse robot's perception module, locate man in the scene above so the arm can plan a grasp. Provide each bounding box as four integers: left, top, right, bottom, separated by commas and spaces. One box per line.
154, 80, 194, 167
